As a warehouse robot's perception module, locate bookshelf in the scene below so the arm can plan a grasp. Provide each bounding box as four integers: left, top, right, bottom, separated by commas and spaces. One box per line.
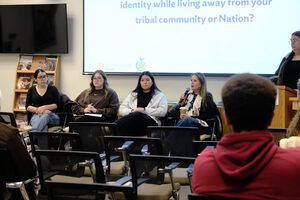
13, 55, 60, 129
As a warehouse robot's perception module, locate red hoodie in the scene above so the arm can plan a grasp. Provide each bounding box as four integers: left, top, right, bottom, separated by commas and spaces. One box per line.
192, 130, 300, 200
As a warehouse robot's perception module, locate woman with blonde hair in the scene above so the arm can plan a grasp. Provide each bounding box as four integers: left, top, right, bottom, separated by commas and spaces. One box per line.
72, 70, 119, 122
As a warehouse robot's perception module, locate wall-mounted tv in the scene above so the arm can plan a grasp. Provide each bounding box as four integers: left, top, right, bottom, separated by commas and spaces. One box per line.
0, 4, 68, 54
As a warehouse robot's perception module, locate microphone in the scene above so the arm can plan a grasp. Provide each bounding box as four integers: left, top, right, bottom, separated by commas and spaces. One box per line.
179, 88, 190, 103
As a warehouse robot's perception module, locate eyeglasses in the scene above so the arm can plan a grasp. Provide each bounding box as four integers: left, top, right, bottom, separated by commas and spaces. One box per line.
93, 77, 103, 80
37, 75, 47, 79
289, 39, 298, 44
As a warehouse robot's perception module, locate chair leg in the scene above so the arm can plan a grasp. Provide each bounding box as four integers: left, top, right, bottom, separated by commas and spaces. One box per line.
19, 183, 30, 200
6, 182, 30, 200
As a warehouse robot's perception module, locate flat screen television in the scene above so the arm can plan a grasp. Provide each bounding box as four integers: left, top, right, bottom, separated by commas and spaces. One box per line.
0, 4, 68, 54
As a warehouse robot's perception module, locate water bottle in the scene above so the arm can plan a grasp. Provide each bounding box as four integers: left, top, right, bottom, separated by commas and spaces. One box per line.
297, 79, 300, 98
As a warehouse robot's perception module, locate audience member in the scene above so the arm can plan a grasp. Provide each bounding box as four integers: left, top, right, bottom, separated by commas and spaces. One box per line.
0, 91, 37, 200
276, 31, 300, 89
286, 108, 300, 137
72, 70, 119, 122
115, 71, 168, 136
192, 73, 300, 199
26, 69, 60, 132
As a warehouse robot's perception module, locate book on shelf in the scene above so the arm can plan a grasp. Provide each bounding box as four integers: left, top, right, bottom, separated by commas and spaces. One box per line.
16, 75, 31, 89
47, 75, 54, 85
18, 94, 27, 109
18, 55, 33, 71
43, 56, 57, 71
15, 113, 28, 129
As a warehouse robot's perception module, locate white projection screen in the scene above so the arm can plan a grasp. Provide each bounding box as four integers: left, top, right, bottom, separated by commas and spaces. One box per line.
83, 0, 300, 76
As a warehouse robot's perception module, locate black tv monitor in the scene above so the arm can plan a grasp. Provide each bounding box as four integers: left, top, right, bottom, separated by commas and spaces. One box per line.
0, 4, 68, 54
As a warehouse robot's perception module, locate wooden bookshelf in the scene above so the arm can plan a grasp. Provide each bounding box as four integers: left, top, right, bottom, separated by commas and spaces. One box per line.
13, 55, 60, 128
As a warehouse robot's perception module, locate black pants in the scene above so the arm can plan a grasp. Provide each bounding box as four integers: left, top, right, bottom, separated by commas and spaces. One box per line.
115, 111, 158, 136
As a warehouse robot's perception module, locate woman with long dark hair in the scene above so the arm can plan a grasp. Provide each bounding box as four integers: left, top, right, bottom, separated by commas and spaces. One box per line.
116, 71, 168, 136
72, 70, 119, 122
276, 31, 300, 89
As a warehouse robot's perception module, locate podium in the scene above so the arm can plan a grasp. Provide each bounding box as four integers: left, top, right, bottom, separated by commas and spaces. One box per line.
269, 86, 296, 128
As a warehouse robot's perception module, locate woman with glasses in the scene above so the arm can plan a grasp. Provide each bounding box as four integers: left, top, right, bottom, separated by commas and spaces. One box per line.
72, 70, 119, 122
26, 69, 60, 132
115, 71, 168, 136
165, 73, 220, 155
275, 31, 300, 89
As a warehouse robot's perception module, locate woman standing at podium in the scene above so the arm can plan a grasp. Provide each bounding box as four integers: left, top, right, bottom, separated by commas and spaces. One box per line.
276, 31, 300, 89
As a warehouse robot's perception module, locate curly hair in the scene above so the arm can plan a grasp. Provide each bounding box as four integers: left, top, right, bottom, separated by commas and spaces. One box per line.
222, 73, 276, 132
287, 109, 300, 137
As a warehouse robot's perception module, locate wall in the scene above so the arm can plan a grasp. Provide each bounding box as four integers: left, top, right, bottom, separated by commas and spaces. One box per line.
0, 0, 229, 112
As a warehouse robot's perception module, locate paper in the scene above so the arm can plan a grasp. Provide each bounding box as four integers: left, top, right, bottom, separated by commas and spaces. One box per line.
84, 113, 102, 118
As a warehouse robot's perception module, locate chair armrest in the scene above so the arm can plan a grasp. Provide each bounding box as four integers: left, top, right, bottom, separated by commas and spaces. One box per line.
112, 176, 132, 186
115, 141, 134, 152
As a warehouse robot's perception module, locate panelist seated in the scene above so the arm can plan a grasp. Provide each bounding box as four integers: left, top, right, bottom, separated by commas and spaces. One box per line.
72, 70, 119, 122
275, 31, 300, 89
115, 71, 168, 136
26, 69, 60, 132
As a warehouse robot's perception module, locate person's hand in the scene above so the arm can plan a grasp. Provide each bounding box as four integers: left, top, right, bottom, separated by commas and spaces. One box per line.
193, 107, 199, 116
180, 113, 188, 119
84, 104, 96, 113
43, 109, 52, 114
179, 94, 187, 106
36, 106, 47, 114
134, 107, 145, 112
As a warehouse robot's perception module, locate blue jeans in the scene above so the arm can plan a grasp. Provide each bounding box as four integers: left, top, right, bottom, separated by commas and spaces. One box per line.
30, 113, 60, 131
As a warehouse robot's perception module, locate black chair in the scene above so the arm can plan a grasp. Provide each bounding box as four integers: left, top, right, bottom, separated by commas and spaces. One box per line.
34, 150, 105, 195
0, 148, 36, 200
192, 141, 218, 157
188, 193, 251, 200
129, 154, 195, 200
46, 181, 134, 200
104, 135, 164, 175
28, 131, 82, 156
69, 122, 117, 154
147, 126, 200, 156
0, 112, 17, 127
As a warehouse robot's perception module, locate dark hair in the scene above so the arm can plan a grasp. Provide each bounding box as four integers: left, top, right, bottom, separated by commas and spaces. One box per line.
192, 73, 208, 110
222, 73, 276, 132
277, 31, 300, 85
133, 71, 160, 96
33, 69, 46, 79
86, 70, 109, 99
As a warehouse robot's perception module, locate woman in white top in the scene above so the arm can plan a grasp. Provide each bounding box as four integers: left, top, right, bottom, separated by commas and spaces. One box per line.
116, 71, 168, 136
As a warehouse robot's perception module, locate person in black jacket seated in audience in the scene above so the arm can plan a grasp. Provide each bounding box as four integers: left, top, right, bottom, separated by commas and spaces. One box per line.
26, 69, 60, 132
166, 73, 220, 156
275, 31, 300, 89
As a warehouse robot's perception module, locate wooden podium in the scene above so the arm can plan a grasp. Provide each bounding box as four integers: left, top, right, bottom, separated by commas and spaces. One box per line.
269, 86, 296, 128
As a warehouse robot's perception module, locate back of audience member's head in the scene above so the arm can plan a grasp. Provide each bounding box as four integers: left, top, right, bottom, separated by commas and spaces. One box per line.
222, 73, 276, 132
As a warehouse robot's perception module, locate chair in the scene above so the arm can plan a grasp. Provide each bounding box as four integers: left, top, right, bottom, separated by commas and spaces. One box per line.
188, 193, 250, 200
34, 150, 105, 195
129, 154, 195, 200
0, 112, 17, 127
28, 131, 82, 156
0, 148, 36, 200
192, 141, 218, 157
147, 126, 200, 156
104, 135, 164, 175
268, 128, 287, 145
69, 122, 117, 154
46, 181, 134, 200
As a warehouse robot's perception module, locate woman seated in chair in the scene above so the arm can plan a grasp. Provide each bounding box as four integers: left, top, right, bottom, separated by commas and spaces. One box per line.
115, 71, 168, 136
26, 69, 60, 132
167, 73, 220, 140
72, 70, 119, 122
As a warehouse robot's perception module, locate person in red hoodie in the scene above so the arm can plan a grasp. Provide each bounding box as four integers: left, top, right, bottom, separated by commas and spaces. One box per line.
192, 73, 300, 200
